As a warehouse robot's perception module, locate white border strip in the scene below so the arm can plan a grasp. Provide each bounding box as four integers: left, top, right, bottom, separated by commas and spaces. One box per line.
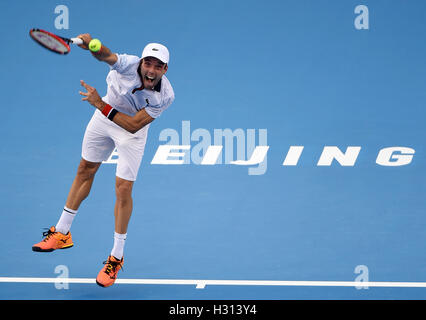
1, 277, 426, 288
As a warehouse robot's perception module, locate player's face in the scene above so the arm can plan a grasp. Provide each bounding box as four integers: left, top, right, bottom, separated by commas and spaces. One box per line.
140, 57, 168, 89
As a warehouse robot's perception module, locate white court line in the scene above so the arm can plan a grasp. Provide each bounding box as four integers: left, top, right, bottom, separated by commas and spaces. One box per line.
1, 277, 426, 289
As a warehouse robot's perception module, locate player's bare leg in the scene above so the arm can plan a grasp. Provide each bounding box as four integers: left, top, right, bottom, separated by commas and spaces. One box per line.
114, 176, 134, 234
65, 158, 102, 210
32, 158, 101, 252
96, 176, 132, 287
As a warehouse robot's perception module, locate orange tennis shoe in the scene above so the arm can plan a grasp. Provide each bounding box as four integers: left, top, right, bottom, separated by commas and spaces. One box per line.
96, 255, 124, 288
32, 226, 74, 252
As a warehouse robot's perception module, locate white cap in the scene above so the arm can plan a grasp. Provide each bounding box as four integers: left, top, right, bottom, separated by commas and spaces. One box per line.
141, 43, 169, 64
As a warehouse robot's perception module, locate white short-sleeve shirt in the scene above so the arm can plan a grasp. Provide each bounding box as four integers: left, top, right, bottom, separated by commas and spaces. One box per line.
102, 53, 174, 118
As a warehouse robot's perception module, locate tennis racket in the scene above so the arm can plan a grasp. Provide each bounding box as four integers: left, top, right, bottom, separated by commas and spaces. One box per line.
29, 28, 83, 55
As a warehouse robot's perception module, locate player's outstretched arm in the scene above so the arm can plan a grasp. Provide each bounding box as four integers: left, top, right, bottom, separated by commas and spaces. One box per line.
77, 33, 118, 66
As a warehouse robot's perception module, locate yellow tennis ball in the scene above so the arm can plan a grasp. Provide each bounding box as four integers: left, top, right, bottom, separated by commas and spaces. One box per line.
89, 39, 102, 52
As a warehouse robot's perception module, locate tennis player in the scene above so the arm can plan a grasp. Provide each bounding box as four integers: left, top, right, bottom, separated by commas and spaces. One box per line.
32, 33, 175, 288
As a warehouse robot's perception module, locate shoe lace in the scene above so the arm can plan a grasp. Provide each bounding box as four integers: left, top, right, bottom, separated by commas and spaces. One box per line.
102, 259, 124, 275
42, 228, 55, 242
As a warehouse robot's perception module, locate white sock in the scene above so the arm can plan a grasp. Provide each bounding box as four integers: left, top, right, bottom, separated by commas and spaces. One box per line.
55, 206, 77, 234
111, 232, 127, 260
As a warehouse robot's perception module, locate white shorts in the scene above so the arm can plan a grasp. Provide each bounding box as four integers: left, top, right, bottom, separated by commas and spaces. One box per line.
82, 110, 150, 181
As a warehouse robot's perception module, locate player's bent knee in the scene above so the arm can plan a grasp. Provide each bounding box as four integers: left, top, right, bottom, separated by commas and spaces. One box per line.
77, 159, 101, 180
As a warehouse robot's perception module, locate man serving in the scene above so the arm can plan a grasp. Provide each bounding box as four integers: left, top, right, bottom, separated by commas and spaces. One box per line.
32, 33, 175, 288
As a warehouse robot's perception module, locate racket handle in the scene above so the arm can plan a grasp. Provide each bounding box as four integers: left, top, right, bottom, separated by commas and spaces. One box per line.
70, 37, 83, 45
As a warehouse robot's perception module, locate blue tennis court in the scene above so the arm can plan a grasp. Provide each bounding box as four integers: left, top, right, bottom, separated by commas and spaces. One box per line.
0, 0, 425, 300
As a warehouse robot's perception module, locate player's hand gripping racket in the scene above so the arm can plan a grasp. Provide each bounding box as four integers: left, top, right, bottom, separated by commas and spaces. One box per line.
29, 28, 83, 55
